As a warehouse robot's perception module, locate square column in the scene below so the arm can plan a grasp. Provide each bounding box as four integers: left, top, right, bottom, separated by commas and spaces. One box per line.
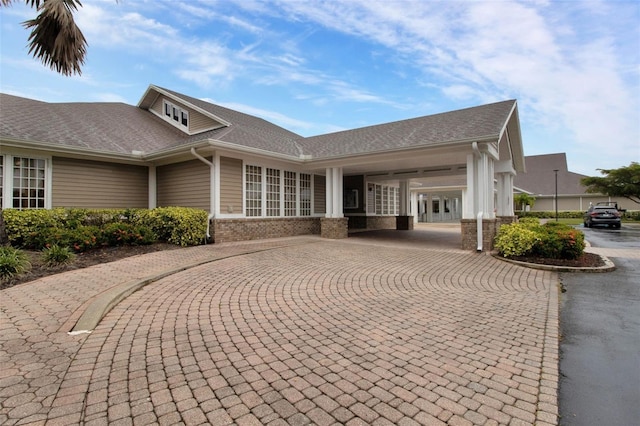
322, 167, 347, 238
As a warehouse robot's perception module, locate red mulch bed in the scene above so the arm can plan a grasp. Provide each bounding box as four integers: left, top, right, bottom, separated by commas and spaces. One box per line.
506, 252, 606, 268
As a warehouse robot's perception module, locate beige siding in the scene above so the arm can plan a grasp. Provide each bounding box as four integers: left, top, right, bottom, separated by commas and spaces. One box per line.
314, 175, 326, 214
219, 157, 243, 214
157, 159, 210, 210
149, 96, 222, 133
189, 111, 217, 133
52, 157, 148, 208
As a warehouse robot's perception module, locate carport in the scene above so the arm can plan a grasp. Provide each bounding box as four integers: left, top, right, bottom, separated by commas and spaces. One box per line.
300, 99, 525, 251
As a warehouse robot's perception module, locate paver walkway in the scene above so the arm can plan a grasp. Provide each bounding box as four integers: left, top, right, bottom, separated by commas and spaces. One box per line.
1, 231, 559, 425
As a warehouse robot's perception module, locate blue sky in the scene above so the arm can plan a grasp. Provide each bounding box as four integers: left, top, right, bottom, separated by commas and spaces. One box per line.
1, 0, 638, 176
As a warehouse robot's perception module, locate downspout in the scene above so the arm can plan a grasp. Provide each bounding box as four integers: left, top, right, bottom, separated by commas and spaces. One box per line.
190, 148, 215, 241
472, 142, 483, 252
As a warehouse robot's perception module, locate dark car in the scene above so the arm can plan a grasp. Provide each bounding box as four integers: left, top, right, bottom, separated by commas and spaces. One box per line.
584, 203, 622, 228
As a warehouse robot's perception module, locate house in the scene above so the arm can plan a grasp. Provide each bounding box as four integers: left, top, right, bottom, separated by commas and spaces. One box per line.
514, 153, 627, 212
0, 85, 525, 250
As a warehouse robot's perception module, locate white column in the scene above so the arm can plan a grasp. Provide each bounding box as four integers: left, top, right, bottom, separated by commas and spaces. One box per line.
148, 165, 157, 209
325, 168, 333, 218
411, 191, 418, 223
333, 167, 343, 218
399, 180, 410, 216
464, 153, 476, 219
325, 167, 344, 218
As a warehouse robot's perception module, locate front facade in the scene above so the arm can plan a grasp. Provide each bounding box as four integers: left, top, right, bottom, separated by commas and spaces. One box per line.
1, 85, 525, 250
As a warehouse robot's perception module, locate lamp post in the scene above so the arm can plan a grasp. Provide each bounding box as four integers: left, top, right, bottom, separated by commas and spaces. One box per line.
554, 169, 559, 222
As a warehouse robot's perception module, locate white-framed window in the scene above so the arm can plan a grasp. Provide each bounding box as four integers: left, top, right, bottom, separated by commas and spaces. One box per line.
266, 168, 280, 217
1, 154, 50, 210
245, 165, 262, 217
244, 165, 313, 218
284, 171, 297, 216
299, 173, 311, 216
163, 99, 189, 129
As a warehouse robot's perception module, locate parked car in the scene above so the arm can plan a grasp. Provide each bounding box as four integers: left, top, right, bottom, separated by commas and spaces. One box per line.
584, 203, 622, 228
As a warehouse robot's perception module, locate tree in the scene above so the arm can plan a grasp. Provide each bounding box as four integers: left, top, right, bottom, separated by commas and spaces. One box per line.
581, 162, 640, 205
514, 193, 536, 211
1, 0, 89, 244
1, 0, 87, 76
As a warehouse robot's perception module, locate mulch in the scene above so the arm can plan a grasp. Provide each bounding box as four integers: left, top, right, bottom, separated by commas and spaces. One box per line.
507, 252, 606, 268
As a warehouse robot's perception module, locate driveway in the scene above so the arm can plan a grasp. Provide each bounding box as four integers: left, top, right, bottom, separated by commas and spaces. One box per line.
1, 228, 559, 425
559, 224, 640, 426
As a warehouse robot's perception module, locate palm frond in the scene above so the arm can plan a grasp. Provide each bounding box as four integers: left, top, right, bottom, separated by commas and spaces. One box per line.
23, 0, 87, 76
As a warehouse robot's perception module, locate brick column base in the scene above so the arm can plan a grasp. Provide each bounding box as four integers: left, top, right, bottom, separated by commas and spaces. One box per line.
395, 216, 414, 230
321, 218, 349, 239
460, 218, 498, 251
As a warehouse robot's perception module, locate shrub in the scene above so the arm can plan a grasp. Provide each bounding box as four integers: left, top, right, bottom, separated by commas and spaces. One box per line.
0, 246, 31, 280
495, 221, 585, 260
136, 207, 208, 246
42, 244, 76, 266
102, 223, 155, 246
531, 223, 585, 260
494, 223, 540, 257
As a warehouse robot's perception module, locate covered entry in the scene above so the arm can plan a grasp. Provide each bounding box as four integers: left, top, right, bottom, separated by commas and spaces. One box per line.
300, 99, 525, 250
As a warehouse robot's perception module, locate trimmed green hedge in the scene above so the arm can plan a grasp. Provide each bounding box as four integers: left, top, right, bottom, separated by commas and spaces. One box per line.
3, 207, 208, 251
494, 219, 585, 260
518, 210, 640, 221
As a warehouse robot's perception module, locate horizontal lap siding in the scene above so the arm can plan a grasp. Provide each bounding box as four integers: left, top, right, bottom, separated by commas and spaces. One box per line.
150, 96, 220, 133
157, 159, 210, 210
219, 157, 243, 215
314, 175, 326, 214
52, 157, 148, 208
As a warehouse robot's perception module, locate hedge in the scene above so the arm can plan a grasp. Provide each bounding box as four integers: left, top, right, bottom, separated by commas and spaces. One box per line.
494, 219, 585, 260
3, 207, 208, 251
518, 210, 640, 221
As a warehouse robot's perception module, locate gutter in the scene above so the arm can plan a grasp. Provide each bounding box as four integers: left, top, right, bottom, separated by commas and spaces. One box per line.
190, 148, 215, 241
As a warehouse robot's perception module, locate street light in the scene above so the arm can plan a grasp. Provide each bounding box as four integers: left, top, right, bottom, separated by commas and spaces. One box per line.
554, 169, 559, 222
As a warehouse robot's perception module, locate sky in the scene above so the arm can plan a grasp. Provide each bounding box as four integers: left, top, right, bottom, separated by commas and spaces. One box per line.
1, 0, 639, 176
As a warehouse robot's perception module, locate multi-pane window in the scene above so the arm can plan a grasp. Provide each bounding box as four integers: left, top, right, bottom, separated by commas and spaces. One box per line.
163, 100, 189, 129
12, 157, 46, 209
370, 183, 399, 215
284, 171, 297, 216
299, 174, 311, 216
245, 166, 313, 218
245, 165, 262, 217
375, 184, 382, 215
266, 168, 281, 216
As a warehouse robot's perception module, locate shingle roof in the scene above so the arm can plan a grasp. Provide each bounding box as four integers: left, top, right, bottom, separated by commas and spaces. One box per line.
156, 86, 304, 157
1, 87, 517, 162
297, 100, 517, 158
514, 153, 589, 195
0, 93, 190, 155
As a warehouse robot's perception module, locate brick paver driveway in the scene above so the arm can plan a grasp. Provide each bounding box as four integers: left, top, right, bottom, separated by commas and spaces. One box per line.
1, 229, 559, 425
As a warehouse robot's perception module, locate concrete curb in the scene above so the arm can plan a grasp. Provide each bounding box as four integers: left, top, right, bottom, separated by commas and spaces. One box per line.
70, 241, 318, 334
492, 252, 616, 273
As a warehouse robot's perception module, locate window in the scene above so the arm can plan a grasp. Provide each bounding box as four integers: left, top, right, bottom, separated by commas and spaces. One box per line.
299, 173, 311, 216
245, 165, 262, 217
162, 100, 188, 129
266, 168, 280, 216
284, 171, 297, 216
244, 166, 313, 218
12, 156, 46, 209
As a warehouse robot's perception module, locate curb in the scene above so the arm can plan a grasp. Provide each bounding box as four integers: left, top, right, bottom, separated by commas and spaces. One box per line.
492, 252, 616, 273
70, 241, 319, 334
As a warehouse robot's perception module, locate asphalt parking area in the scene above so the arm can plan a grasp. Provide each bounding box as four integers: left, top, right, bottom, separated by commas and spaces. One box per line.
1, 234, 559, 425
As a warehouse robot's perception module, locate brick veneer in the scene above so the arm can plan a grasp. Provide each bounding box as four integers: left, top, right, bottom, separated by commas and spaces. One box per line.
460, 216, 517, 251
347, 215, 396, 230
395, 216, 414, 230
212, 217, 320, 243
320, 218, 349, 239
